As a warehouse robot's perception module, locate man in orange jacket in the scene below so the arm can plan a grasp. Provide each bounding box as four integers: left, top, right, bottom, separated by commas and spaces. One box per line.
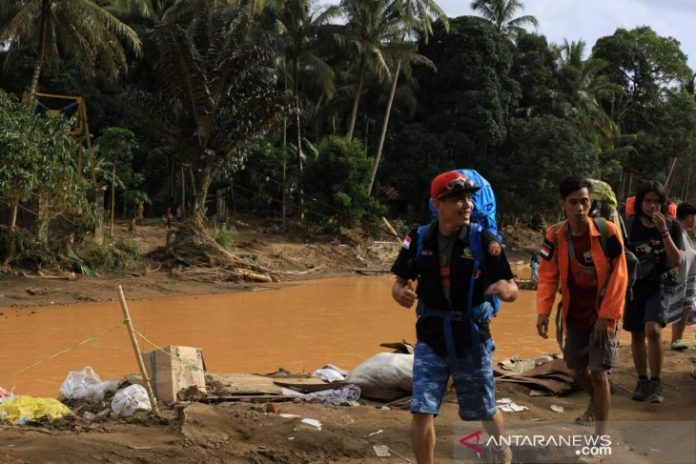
536, 177, 628, 436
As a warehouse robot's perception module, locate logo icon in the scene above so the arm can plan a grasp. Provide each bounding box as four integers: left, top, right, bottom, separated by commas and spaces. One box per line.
458, 430, 483, 454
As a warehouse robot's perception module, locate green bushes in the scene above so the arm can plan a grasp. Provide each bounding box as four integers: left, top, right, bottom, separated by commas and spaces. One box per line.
213, 223, 235, 251
76, 239, 140, 272
303, 136, 384, 229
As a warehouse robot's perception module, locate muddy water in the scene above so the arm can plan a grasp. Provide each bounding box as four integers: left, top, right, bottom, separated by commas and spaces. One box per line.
0, 276, 614, 397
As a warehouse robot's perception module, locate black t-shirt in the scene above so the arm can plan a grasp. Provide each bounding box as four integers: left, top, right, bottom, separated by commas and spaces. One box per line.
627, 216, 684, 295
391, 223, 514, 358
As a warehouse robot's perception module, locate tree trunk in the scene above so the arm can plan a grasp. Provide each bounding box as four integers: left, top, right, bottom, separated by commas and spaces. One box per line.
664, 156, 679, 194
189, 166, 200, 222
28, 0, 50, 97
296, 97, 304, 220
368, 60, 401, 195
9, 201, 19, 231
110, 160, 117, 238
192, 167, 211, 226
36, 191, 50, 245
180, 165, 186, 219
282, 118, 287, 229
347, 61, 366, 141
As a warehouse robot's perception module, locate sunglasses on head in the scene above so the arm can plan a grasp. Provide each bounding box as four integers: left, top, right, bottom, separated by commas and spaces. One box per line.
445, 177, 476, 192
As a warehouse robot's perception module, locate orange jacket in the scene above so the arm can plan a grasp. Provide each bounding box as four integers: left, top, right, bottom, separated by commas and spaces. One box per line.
536, 219, 628, 328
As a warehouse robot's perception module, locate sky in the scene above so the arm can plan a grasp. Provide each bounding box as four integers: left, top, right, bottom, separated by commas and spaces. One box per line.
437, 0, 696, 69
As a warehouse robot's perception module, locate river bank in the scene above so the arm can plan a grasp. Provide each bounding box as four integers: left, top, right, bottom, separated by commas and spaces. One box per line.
2, 220, 694, 463
1, 344, 695, 464
0, 218, 538, 308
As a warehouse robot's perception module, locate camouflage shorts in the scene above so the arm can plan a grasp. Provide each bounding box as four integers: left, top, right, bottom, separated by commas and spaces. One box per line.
410, 340, 497, 421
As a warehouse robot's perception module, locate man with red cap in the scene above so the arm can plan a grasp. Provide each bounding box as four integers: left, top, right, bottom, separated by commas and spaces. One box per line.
391, 170, 518, 464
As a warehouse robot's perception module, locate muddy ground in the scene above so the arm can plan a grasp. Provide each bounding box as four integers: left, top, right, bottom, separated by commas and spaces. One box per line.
1, 346, 695, 464
1, 219, 695, 463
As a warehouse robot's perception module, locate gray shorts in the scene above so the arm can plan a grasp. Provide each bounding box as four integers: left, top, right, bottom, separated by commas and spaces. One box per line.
563, 324, 617, 372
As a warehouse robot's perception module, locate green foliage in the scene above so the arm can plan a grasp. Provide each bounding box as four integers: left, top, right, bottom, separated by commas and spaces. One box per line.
0, 227, 57, 269
213, 222, 235, 251
303, 135, 384, 227
0, 89, 91, 228
0, 92, 43, 207
0, 0, 141, 93
415, 16, 519, 160
511, 31, 558, 117
149, 4, 290, 218
76, 239, 140, 272
496, 115, 599, 214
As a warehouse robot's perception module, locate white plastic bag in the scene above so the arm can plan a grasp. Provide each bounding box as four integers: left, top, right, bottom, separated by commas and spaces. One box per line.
346, 352, 414, 392
111, 384, 152, 418
59, 367, 118, 402
310, 367, 346, 382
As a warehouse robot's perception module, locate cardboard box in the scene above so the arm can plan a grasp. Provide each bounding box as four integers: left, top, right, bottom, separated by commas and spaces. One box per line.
142, 345, 207, 403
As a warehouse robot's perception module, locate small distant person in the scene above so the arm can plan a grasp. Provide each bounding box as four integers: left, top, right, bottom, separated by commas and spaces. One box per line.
670, 202, 696, 350
176, 204, 182, 221
536, 177, 628, 436
165, 207, 173, 229
530, 252, 539, 282
624, 181, 684, 403
390, 170, 518, 464
137, 201, 145, 221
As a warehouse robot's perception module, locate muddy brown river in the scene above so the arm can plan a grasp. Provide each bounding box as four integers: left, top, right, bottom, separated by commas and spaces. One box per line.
0, 275, 627, 397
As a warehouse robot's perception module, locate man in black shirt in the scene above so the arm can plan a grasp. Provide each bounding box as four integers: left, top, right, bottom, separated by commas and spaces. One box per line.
391, 171, 518, 464
624, 181, 684, 403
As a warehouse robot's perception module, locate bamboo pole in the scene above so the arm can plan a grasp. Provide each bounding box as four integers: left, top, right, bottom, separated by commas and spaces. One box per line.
117, 285, 161, 416
381, 216, 402, 245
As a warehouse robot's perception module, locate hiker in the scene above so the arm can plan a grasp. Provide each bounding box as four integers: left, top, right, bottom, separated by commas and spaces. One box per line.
536, 177, 628, 436
390, 170, 518, 464
530, 252, 539, 282
669, 202, 696, 351
137, 201, 145, 221
624, 181, 684, 403
165, 207, 173, 229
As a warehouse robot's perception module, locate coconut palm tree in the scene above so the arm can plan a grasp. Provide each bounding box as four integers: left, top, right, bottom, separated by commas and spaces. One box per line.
470, 0, 537, 39
271, 0, 341, 218
150, 4, 288, 222
555, 39, 623, 150
0, 0, 141, 96
367, 0, 446, 194
341, 0, 400, 141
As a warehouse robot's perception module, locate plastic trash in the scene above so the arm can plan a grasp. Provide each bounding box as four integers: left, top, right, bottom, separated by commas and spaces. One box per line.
373, 445, 391, 457
0, 386, 12, 404
300, 418, 322, 430
303, 385, 361, 406
60, 367, 118, 402
111, 384, 152, 418
310, 366, 346, 382
498, 402, 528, 413
346, 352, 414, 392
0, 396, 72, 424
550, 405, 564, 413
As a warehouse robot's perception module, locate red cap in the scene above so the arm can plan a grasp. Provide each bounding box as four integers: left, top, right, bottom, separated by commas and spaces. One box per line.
430, 171, 479, 200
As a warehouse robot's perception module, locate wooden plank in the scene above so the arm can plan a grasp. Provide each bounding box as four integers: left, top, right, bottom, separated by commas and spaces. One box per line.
206, 373, 283, 395
272, 378, 331, 393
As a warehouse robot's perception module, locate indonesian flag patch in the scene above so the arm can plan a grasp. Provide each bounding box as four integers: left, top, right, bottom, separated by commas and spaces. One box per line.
402, 235, 412, 250
540, 238, 555, 260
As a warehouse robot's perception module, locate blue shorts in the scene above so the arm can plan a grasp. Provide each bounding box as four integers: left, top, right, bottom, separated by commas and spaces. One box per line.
410, 340, 497, 421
